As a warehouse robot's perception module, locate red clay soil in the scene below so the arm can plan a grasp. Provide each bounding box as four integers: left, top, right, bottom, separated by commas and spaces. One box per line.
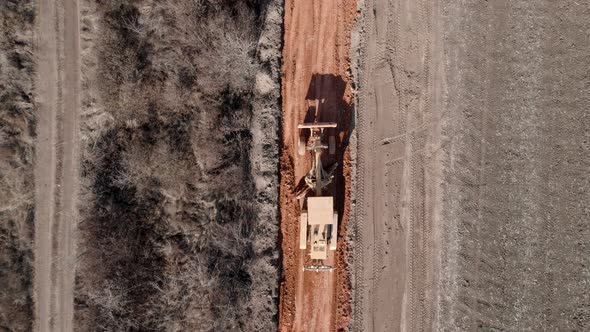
278, 0, 357, 331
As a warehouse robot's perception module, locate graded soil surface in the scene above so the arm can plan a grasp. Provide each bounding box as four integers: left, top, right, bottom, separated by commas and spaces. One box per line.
33, 0, 80, 330
352, 0, 444, 330
278, 0, 357, 331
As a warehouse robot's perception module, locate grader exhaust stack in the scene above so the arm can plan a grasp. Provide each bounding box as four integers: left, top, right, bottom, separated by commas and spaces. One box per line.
297, 121, 339, 270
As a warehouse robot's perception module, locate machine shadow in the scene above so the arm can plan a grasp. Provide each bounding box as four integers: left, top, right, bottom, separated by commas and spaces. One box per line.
295, 73, 353, 227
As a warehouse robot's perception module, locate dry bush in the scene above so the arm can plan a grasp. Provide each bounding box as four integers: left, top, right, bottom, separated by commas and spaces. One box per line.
76, 0, 280, 330
0, 1, 35, 331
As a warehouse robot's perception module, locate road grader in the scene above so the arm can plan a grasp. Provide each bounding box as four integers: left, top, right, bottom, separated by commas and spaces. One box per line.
297, 121, 339, 271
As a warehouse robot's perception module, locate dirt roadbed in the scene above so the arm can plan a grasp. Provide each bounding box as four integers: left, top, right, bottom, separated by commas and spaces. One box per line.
351, 0, 444, 330
33, 0, 80, 330
278, 0, 357, 330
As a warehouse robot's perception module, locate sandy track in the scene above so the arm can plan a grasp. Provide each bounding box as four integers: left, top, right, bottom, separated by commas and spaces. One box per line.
33, 0, 80, 330
352, 0, 443, 330
278, 0, 356, 331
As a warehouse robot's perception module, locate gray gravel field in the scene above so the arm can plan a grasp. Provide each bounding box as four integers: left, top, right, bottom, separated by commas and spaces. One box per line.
438, 1, 590, 331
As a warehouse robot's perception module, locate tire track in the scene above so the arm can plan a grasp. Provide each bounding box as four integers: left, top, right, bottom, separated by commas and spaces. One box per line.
352, 0, 440, 331
351, 1, 372, 330
34, 0, 59, 329
34, 0, 80, 330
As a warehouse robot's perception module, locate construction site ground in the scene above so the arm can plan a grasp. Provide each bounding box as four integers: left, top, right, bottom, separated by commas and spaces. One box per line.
282, 0, 590, 331
23, 0, 590, 330
436, 1, 590, 330
278, 0, 357, 331
352, 0, 443, 330
277, 0, 443, 330
352, 0, 590, 331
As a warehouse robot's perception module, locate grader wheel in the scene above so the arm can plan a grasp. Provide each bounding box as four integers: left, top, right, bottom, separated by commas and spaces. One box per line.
299, 212, 308, 249
330, 212, 338, 250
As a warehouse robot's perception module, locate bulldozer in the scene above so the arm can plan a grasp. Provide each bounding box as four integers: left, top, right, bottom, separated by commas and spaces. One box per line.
297, 121, 338, 271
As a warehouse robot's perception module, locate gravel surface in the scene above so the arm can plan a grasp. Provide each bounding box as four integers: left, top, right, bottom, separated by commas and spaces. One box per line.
437, 1, 590, 330
352, 1, 590, 331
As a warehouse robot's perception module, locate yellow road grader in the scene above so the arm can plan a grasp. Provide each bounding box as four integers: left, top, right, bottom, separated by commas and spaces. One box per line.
297, 121, 338, 271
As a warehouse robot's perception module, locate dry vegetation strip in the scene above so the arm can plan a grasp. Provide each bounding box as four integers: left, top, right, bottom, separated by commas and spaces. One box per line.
0, 1, 35, 331
75, 0, 281, 330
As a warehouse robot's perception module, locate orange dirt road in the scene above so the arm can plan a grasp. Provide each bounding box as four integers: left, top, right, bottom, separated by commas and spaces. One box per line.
278, 0, 357, 331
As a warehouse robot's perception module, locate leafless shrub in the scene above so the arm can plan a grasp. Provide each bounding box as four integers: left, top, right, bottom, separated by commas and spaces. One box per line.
76, 1, 279, 330
0, 1, 35, 331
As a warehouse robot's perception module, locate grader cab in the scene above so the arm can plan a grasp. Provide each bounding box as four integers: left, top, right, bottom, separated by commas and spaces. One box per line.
297, 121, 338, 269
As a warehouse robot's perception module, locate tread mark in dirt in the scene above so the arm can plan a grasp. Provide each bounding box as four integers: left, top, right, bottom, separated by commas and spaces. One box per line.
353, 0, 437, 331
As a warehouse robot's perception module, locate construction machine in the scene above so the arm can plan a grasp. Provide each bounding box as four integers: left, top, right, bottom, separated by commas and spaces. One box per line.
297, 121, 338, 271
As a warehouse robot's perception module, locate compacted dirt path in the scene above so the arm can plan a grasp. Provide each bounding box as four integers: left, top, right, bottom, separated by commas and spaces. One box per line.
33, 0, 80, 330
278, 0, 356, 331
352, 0, 444, 330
